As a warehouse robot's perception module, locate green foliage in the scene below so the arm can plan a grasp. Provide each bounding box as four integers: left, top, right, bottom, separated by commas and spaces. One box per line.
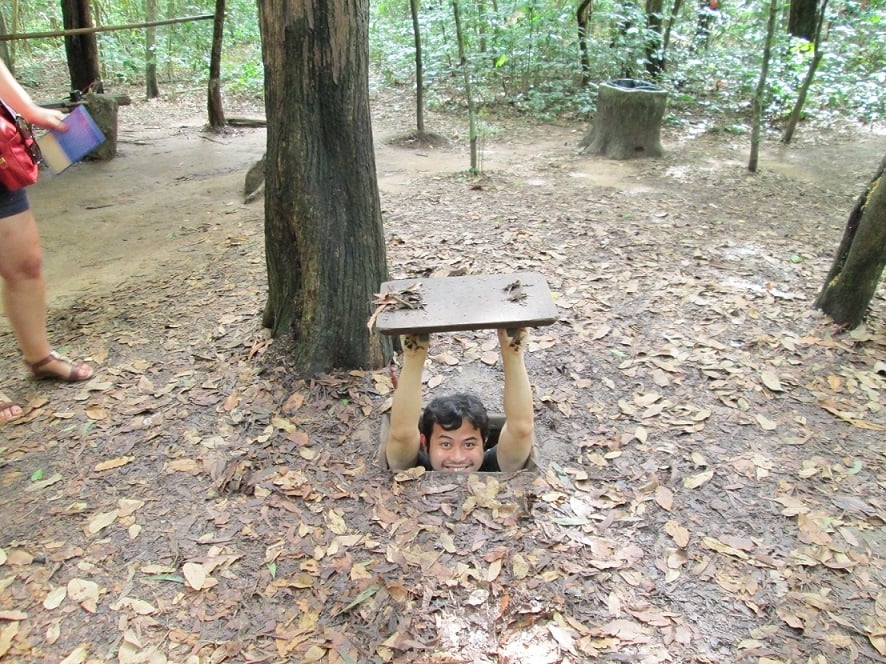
3, 0, 256, 90
3, 0, 883, 125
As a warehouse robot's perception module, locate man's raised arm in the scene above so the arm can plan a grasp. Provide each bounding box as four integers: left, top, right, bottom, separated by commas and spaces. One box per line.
385, 334, 429, 470
495, 328, 534, 472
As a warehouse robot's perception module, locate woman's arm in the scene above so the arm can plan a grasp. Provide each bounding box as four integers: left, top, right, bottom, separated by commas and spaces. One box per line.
0, 60, 66, 130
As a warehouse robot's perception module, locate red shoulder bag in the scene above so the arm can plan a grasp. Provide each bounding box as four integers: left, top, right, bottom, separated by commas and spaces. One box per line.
0, 99, 41, 190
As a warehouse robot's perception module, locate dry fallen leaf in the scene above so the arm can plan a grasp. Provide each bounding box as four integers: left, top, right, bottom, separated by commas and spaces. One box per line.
760, 370, 783, 392
683, 469, 714, 489
24, 472, 63, 493
67, 578, 100, 613
59, 646, 89, 664
0, 622, 19, 658
183, 562, 216, 590
0, 611, 27, 621
94, 456, 133, 472
45, 619, 61, 645
664, 520, 690, 548
655, 485, 674, 511
86, 509, 119, 535
43, 586, 67, 610
117, 498, 145, 518
85, 405, 109, 420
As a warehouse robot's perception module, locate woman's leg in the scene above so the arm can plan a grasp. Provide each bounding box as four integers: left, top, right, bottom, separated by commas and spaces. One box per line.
0, 209, 91, 380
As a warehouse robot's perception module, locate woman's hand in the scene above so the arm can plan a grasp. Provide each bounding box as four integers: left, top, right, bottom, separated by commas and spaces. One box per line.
24, 106, 67, 132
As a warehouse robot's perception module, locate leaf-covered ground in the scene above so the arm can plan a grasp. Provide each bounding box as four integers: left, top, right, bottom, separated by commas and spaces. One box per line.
1, 90, 884, 663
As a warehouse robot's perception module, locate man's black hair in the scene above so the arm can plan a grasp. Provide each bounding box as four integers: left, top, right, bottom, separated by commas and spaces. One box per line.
419, 393, 489, 445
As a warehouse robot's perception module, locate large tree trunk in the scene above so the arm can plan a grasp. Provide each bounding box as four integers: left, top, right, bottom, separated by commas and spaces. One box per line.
257, 0, 392, 373
61, 0, 101, 92
815, 155, 886, 329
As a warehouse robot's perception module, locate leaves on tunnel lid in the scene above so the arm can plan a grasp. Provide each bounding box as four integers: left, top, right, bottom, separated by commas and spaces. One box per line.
367, 282, 425, 330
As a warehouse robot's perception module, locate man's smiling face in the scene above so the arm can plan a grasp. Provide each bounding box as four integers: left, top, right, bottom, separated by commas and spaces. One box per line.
424, 419, 485, 471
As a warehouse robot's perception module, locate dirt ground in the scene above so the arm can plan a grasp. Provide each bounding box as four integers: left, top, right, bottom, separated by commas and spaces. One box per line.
0, 88, 884, 663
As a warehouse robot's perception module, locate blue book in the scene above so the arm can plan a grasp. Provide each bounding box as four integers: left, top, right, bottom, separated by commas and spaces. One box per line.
37, 105, 105, 173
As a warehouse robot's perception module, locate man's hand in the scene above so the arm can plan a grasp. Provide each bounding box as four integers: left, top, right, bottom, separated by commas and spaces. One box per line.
401, 333, 430, 355
498, 327, 527, 355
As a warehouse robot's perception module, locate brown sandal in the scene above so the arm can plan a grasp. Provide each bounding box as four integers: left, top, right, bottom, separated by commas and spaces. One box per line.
27, 351, 94, 382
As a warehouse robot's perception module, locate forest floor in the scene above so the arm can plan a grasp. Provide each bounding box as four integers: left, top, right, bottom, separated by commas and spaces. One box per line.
0, 84, 884, 663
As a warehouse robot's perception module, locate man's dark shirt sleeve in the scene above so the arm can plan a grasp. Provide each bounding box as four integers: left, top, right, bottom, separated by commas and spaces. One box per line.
479, 447, 501, 472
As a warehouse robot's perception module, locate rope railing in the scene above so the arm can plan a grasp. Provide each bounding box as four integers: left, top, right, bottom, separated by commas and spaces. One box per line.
0, 15, 214, 41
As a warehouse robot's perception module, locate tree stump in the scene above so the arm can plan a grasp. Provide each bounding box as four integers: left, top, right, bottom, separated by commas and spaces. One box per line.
580, 79, 667, 159
83, 92, 117, 161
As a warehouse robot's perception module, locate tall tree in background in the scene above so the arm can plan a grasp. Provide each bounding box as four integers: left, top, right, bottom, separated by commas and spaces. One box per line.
207, 0, 225, 129
815, 155, 886, 329
577, 0, 593, 86
694, 0, 719, 51
452, 0, 478, 172
0, 11, 11, 71
749, 0, 778, 173
61, 0, 100, 91
410, 0, 425, 134
661, 0, 684, 57
145, 0, 159, 98
257, 0, 391, 373
645, 0, 665, 76
782, 0, 829, 143
789, 0, 818, 40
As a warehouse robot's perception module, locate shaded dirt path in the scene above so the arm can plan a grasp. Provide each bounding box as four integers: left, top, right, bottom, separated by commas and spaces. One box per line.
0, 93, 884, 663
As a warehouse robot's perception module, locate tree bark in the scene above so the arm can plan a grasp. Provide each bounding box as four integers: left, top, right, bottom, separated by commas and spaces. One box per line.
207, 0, 226, 129
815, 155, 886, 329
61, 0, 101, 92
257, 0, 392, 373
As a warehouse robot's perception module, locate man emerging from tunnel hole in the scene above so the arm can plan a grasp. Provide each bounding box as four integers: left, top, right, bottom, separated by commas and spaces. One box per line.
385, 328, 535, 472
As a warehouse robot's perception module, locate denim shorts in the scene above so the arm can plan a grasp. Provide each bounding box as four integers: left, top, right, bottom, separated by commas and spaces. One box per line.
0, 186, 30, 219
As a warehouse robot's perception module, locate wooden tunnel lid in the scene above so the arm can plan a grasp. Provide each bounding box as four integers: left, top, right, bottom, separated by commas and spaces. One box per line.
372, 271, 558, 335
